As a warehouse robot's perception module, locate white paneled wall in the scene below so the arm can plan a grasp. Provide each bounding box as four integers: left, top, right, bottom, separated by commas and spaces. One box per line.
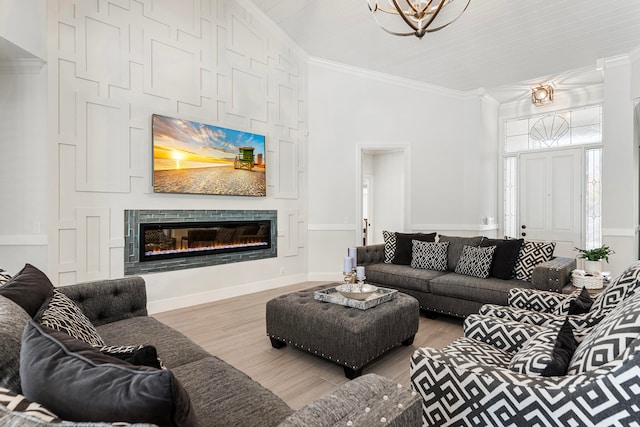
44, 0, 308, 305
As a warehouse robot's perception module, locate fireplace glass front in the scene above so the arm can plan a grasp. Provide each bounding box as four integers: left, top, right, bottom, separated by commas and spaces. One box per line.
139, 220, 271, 262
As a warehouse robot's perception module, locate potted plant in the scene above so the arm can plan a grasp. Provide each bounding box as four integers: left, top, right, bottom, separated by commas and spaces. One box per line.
574, 245, 615, 273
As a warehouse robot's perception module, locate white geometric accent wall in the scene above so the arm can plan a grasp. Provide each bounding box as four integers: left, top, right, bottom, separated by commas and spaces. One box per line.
48, 0, 307, 290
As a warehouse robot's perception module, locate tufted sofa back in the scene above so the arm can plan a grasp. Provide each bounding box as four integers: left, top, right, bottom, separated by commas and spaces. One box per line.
57, 276, 148, 327
356, 244, 385, 266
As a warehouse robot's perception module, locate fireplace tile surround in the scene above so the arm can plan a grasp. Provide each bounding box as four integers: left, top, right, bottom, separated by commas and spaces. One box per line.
125, 210, 277, 275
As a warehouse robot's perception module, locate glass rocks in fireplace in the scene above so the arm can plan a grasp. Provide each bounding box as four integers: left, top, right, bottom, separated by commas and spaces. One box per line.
140, 220, 271, 262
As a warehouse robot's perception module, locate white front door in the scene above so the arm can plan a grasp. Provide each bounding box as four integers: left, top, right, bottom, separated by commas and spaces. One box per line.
519, 148, 582, 257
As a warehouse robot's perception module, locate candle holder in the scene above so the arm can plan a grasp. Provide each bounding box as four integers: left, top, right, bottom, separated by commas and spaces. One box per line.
356, 276, 366, 287
343, 271, 356, 284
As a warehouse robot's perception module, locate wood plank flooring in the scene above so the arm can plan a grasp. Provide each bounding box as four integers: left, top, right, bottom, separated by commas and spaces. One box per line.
153, 281, 464, 410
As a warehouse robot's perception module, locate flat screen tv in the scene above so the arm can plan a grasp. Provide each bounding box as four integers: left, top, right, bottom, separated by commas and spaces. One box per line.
152, 114, 266, 196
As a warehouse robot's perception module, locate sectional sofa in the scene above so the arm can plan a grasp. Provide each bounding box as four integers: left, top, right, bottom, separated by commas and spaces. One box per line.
356, 234, 575, 318
0, 264, 421, 426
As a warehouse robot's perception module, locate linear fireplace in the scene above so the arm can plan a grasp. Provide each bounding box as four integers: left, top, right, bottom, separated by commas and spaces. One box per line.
125, 210, 277, 275
140, 220, 271, 262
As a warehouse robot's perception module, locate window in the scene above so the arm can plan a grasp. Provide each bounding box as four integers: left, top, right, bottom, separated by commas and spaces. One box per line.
505, 105, 602, 153
503, 105, 603, 248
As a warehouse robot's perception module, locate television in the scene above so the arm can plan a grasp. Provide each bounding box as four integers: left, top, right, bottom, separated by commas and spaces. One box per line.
152, 114, 266, 196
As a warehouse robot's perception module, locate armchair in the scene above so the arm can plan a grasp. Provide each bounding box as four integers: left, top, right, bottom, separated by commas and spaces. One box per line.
477, 260, 640, 332
410, 288, 640, 426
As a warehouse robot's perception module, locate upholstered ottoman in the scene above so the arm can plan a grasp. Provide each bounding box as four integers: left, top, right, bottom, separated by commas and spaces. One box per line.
266, 284, 420, 378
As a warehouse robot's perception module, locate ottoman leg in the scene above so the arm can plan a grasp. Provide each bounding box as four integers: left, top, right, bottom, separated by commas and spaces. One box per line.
270, 337, 286, 349
344, 367, 363, 380
402, 335, 415, 346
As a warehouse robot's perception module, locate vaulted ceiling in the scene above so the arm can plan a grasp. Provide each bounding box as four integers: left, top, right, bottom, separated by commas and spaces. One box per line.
253, 0, 640, 102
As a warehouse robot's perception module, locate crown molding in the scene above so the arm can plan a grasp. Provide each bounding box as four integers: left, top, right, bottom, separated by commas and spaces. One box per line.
308, 56, 472, 101
597, 54, 631, 70
237, 0, 310, 61
0, 58, 45, 74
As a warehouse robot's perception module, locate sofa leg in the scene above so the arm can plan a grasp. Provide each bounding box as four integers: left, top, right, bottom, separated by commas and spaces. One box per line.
402, 335, 415, 346
424, 311, 439, 319
270, 337, 286, 349
344, 367, 363, 379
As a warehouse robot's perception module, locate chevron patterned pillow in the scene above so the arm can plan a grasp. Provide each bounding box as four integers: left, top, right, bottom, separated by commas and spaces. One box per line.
36, 290, 105, 347
0, 386, 62, 423
568, 290, 640, 375
513, 240, 556, 281
0, 268, 11, 286
382, 230, 397, 263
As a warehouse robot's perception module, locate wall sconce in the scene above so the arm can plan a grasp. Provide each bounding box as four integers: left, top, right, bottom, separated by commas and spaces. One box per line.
531, 84, 554, 106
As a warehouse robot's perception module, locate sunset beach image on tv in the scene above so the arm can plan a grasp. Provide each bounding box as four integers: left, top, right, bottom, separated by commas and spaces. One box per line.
152, 114, 266, 196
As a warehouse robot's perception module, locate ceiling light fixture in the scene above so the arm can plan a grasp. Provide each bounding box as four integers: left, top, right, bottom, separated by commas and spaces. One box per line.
531, 84, 554, 106
366, 0, 471, 39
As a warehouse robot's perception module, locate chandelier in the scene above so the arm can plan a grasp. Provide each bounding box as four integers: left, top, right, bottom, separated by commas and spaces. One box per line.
366, 0, 471, 39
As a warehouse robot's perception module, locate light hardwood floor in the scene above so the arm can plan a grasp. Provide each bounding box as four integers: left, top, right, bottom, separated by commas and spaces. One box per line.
153, 281, 464, 410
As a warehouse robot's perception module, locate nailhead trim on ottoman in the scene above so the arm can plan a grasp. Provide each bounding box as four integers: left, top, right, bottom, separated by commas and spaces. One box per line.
266, 285, 420, 378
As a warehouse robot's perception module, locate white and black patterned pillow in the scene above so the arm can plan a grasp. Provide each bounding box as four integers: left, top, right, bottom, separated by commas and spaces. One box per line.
454, 245, 496, 279
0, 386, 62, 423
37, 290, 105, 347
411, 241, 449, 271
513, 241, 556, 281
568, 291, 640, 375
382, 230, 397, 263
509, 319, 576, 376
100, 344, 164, 369
0, 268, 11, 285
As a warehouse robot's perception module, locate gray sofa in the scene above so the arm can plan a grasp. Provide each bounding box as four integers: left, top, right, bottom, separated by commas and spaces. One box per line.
1, 275, 421, 426
357, 243, 575, 318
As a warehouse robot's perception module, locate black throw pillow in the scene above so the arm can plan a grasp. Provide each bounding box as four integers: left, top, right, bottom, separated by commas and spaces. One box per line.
568, 287, 593, 315
100, 345, 163, 369
480, 238, 524, 280
0, 264, 54, 317
20, 321, 197, 426
392, 232, 437, 265
541, 318, 577, 377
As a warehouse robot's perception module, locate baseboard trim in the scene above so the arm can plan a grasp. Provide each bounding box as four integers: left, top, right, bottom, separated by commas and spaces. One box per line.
307, 272, 343, 282
147, 273, 308, 314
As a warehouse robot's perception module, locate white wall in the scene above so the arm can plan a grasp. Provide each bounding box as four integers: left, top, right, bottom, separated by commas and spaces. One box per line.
1, 0, 310, 310
307, 60, 499, 278
0, 0, 46, 61
0, 64, 48, 273
601, 56, 638, 276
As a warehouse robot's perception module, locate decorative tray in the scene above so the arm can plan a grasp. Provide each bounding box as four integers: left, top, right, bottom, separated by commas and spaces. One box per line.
313, 285, 398, 310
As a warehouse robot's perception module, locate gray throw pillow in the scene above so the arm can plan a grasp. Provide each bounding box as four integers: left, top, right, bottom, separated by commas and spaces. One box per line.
411, 241, 449, 271
0, 296, 31, 393
438, 235, 484, 272
454, 245, 496, 279
0, 264, 54, 318
20, 321, 198, 426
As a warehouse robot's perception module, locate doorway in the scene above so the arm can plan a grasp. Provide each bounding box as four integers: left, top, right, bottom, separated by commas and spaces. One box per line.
518, 148, 582, 257
357, 145, 411, 246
